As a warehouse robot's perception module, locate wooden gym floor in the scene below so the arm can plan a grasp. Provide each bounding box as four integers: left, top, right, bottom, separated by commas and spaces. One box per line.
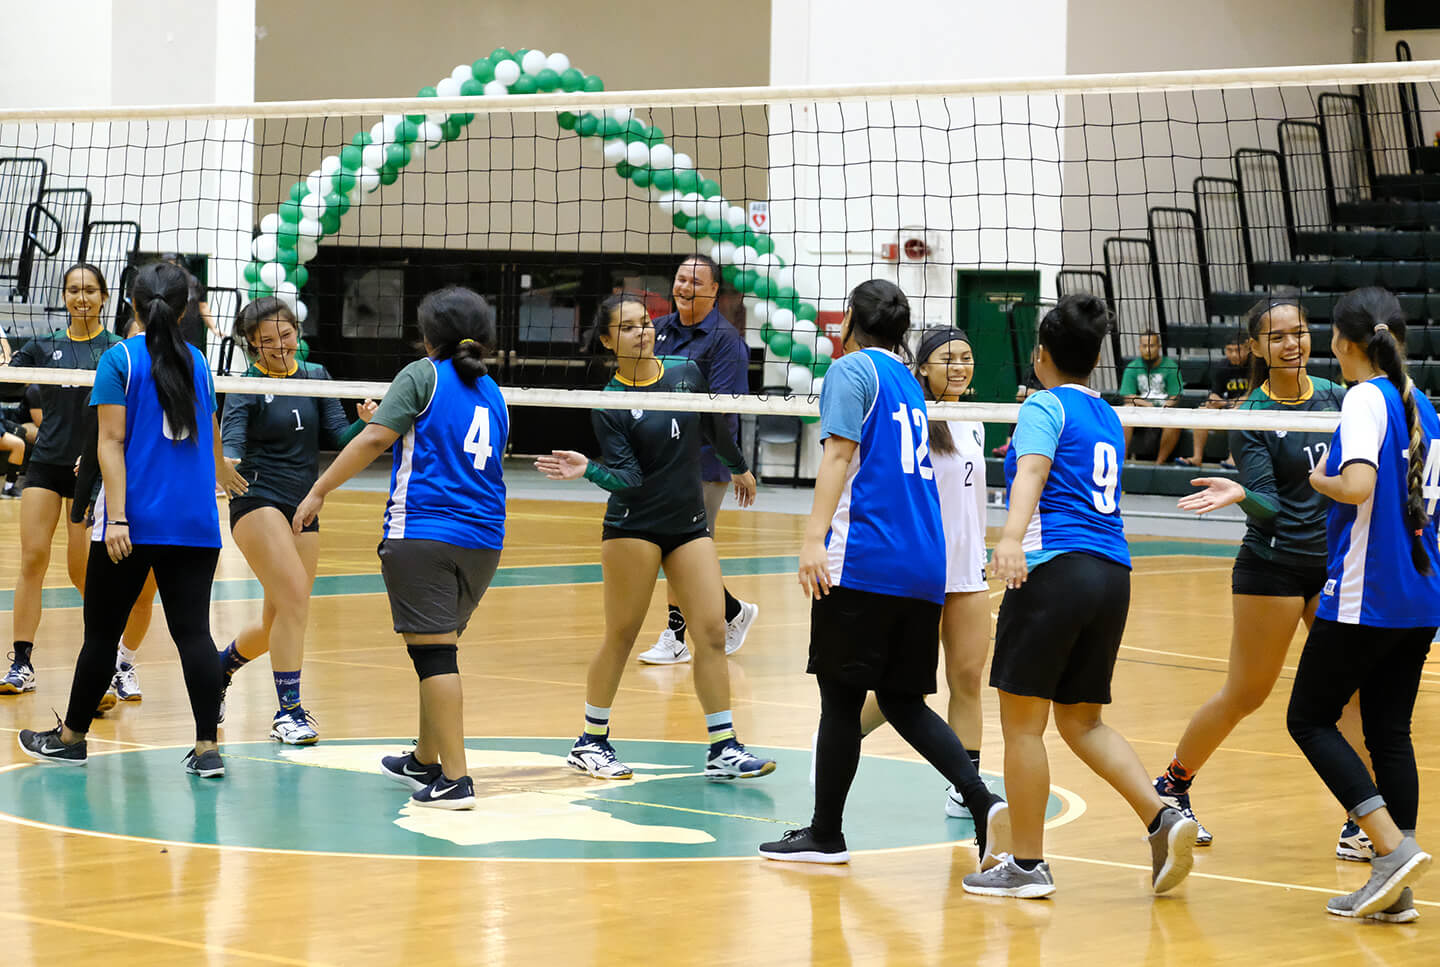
0, 483, 1437, 966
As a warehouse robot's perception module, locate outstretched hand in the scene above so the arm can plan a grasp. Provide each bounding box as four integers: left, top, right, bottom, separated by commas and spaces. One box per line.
732, 471, 757, 508
535, 450, 588, 481
1176, 476, 1245, 516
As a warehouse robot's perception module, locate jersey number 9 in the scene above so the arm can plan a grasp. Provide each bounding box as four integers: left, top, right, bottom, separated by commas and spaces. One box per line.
463, 405, 493, 471
892, 405, 934, 480
1091, 441, 1119, 513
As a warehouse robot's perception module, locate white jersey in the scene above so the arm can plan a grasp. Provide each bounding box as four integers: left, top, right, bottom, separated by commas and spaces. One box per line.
931, 419, 988, 592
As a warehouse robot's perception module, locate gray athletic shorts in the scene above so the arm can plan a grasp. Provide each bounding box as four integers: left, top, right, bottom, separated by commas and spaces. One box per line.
377, 538, 501, 636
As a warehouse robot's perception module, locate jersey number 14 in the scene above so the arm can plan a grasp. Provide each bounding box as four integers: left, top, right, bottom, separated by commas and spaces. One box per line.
463, 406, 493, 470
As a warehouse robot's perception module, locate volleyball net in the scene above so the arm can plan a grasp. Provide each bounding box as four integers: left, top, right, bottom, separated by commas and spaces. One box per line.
3, 50, 1439, 438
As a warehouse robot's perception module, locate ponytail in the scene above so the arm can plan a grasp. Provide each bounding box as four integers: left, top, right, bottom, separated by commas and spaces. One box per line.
131, 262, 198, 443
416, 286, 495, 387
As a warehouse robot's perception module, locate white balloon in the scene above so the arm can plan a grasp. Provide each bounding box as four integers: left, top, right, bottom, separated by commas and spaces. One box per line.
483, 80, 508, 97
295, 300, 309, 324
709, 244, 725, 263
299, 193, 325, 220
357, 167, 381, 194
771, 266, 795, 290
648, 143, 674, 169
361, 143, 386, 170
493, 59, 521, 86
259, 213, 282, 235
792, 319, 818, 348
811, 376, 824, 396
626, 140, 650, 168
815, 334, 836, 359
678, 192, 702, 218
297, 217, 323, 238
383, 113, 404, 133
700, 198, 725, 222
546, 52, 571, 74
420, 121, 445, 146
750, 300, 773, 325
725, 205, 746, 227
656, 191, 679, 213
772, 308, 797, 332
320, 155, 342, 178
295, 237, 318, 262
716, 240, 738, 264
755, 252, 781, 269
252, 234, 278, 262
436, 77, 460, 99
602, 140, 628, 165
274, 281, 299, 309
734, 245, 758, 267
258, 261, 286, 289
451, 63, 473, 85
609, 106, 632, 123
369, 121, 388, 145
521, 49, 548, 75
305, 171, 326, 199
673, 152, 694, 169
786, 366, 814, 394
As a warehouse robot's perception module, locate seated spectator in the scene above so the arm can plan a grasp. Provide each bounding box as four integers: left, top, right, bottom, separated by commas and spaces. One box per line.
1120, 331, 1182, 464
1187, 335, 1250, 468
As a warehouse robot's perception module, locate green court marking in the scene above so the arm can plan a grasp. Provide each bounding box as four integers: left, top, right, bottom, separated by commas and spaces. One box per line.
0, 738, 1068, 861
0, 538, 1237, 612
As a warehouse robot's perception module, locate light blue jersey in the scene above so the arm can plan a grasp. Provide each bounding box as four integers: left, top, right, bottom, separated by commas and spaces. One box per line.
1004, 384, 1130, 569
383, 360, 508, 550
819, 348, 945, 605
1317, 377, 1440, 628
90, 336, 220, 548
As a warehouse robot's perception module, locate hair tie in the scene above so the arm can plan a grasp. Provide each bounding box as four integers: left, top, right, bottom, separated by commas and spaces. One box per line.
458, 338, 477, 346
1374, 323, 1390, 334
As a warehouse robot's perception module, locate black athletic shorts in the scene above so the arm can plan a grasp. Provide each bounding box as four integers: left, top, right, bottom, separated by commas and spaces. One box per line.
23, 460, 76, 500
601, 525, 710, 558
378, 538, 501, 636
229, 495, 319, 534
807, 585, 943, 695
1231, 544, 1327, 600
991, 551, 1131, 705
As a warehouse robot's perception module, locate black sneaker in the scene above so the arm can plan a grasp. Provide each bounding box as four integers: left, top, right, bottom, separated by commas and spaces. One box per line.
410, 774, 476, 810
380, 750, 444, 792
759, 827, 850, 864
183, 748, 225, 778
17, 722, 87, 765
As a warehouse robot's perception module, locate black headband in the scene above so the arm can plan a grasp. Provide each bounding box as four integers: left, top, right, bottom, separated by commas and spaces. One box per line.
916, 328, 971, 365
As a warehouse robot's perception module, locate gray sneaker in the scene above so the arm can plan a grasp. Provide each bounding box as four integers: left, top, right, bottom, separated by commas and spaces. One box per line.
962, 855, 1056, 898
1365, 887, 1419, 924
1327, 837, 1432, 919
1149, 806, 1199, 894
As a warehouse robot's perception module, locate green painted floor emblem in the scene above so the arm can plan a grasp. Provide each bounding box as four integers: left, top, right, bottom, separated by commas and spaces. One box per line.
0, 738, 1074, 860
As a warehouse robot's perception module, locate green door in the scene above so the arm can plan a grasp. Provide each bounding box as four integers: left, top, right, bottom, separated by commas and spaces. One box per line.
954, 270, 1041, 449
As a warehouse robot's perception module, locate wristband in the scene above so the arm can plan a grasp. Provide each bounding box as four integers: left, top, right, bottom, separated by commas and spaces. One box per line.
107, 520, 128, 527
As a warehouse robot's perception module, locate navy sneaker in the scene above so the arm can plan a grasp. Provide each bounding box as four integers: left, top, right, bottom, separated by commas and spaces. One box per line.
705, 739, 777, 780
0, 654, 36, 695
411, 774, 476, 810
380, 750, 444, 792
18, 722, 87, 765
183, 748, 225, 778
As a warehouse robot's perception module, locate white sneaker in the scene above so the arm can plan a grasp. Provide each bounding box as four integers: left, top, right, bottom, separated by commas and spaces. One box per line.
638, 627, 691, 665
945, 785, 970, 819
724, 600, 759, 656
270, 707, 319, 745
112, 665, 142, 701
567, 734, 634, 779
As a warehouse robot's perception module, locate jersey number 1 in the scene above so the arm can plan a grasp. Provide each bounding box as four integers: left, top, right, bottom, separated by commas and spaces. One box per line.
892, 405, 933, 480
463, 406, 492, 470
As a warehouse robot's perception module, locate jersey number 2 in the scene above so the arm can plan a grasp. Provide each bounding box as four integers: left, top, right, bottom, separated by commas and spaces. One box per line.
1091, 442, 1119, 513
892, 405, 933, 480
463, 406, 492, 470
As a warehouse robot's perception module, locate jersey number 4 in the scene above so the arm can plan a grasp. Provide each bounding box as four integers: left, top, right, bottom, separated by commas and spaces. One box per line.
1423, 439, 1440, 515
892, 405, 934, 479
462, 406, 493, 470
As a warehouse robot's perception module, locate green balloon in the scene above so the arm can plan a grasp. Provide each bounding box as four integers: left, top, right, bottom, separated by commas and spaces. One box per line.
460, 78, 484, 97
323, 190, 351, 217
812, 354, 831, 376
687, 215, 711, 238
646, 125, 665, 146
576, 114, 599, 137
699, 178, 722, 198
339, 144, 363, 170
722, 264, 740, 285
738, 269, 759, 293
350, 131, 373, 148
790, 342, 814, 366
515, 48, 531, 61
288, 182, 309, 201
332, 171, 357, 195
536, 69, 561, 92
796, 303, 818, 323
248, 282, 272, 300
776, 286, 800, 309
560, 68, 585, 92
490, 47, 514, 63
288, 265, 308, 288
632, 167, 653, 188
625, 118, 648, 141
752, 234, 775, 256
615, 161, 633, 179
717, 221, 744, 244
393, 120, 420, 144
651, 169, 675, 192
385, 142, 411, 169
378, 165, 400, 186
752, 275, 776, 300
276, 222, 299, 247
319, 210, 342, 234
600, 117, 623, 138
672, 211, 691, 231
512, 75, 537, 95
242, 261, 261, 284
768, 332, 793, 357
760, 322, 775, 342
472, 59, 495, 83
408, 86, 436, 123
278, 200, 302, 224
557, 112, 578, 130
675, 169, 700, 193
441, 118, 465, 141
274, 244, 299, 267
583, 75, 604, 93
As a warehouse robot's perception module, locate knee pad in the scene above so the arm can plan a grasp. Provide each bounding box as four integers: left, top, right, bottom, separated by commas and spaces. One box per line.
406, 643, 458, 680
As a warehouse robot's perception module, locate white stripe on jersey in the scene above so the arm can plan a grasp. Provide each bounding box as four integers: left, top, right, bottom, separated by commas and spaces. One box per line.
388, 427, 417, 539
1336, 495, 1373, 624
1335, 385, 1386, 623
92, 483, 107, 544
826, 447, 864, 587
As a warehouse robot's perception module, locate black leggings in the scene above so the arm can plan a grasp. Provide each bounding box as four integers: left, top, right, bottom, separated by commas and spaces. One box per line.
1286, 617, 1434, 832
65, 543, 222, 742
812, 674, 995, 839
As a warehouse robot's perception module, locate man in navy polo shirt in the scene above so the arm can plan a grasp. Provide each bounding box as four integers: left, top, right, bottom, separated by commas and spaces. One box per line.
638, 253, 760, 664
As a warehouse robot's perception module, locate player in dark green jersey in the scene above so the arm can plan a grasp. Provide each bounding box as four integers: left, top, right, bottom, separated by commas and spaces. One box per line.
1157, 298, 1376, 866
536, 293, 775, 781
215, 298, 372, 744
3, 264, 153, 698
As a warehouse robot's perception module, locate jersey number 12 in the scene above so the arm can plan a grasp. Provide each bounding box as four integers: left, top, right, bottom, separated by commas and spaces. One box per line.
463, 406, 492, 470
892, 405, 934, 480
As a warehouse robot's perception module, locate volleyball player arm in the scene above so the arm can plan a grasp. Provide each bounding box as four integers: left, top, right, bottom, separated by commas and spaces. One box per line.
1181, 430, 1269, 517
554, 412, 641, 490
994, 455, 1049, 588
293, 422, 399, 533
95, 405, 131, 561
799, 436, 858, 598
1310, 387, 1380, 505
699, 409, 755, 507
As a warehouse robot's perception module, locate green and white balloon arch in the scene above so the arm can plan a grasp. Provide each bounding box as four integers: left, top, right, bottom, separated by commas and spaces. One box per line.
243, 47, 832, 395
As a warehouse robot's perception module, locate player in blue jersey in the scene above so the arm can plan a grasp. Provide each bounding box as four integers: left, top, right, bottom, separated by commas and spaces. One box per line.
536, 293, 773, 782
759, 281, 1009, 867
294, 287, 506, 811
963, 295, 1198, 899
1287, 287, 1437, 921
18, 262, 246, 776
216, 297, 373, 745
